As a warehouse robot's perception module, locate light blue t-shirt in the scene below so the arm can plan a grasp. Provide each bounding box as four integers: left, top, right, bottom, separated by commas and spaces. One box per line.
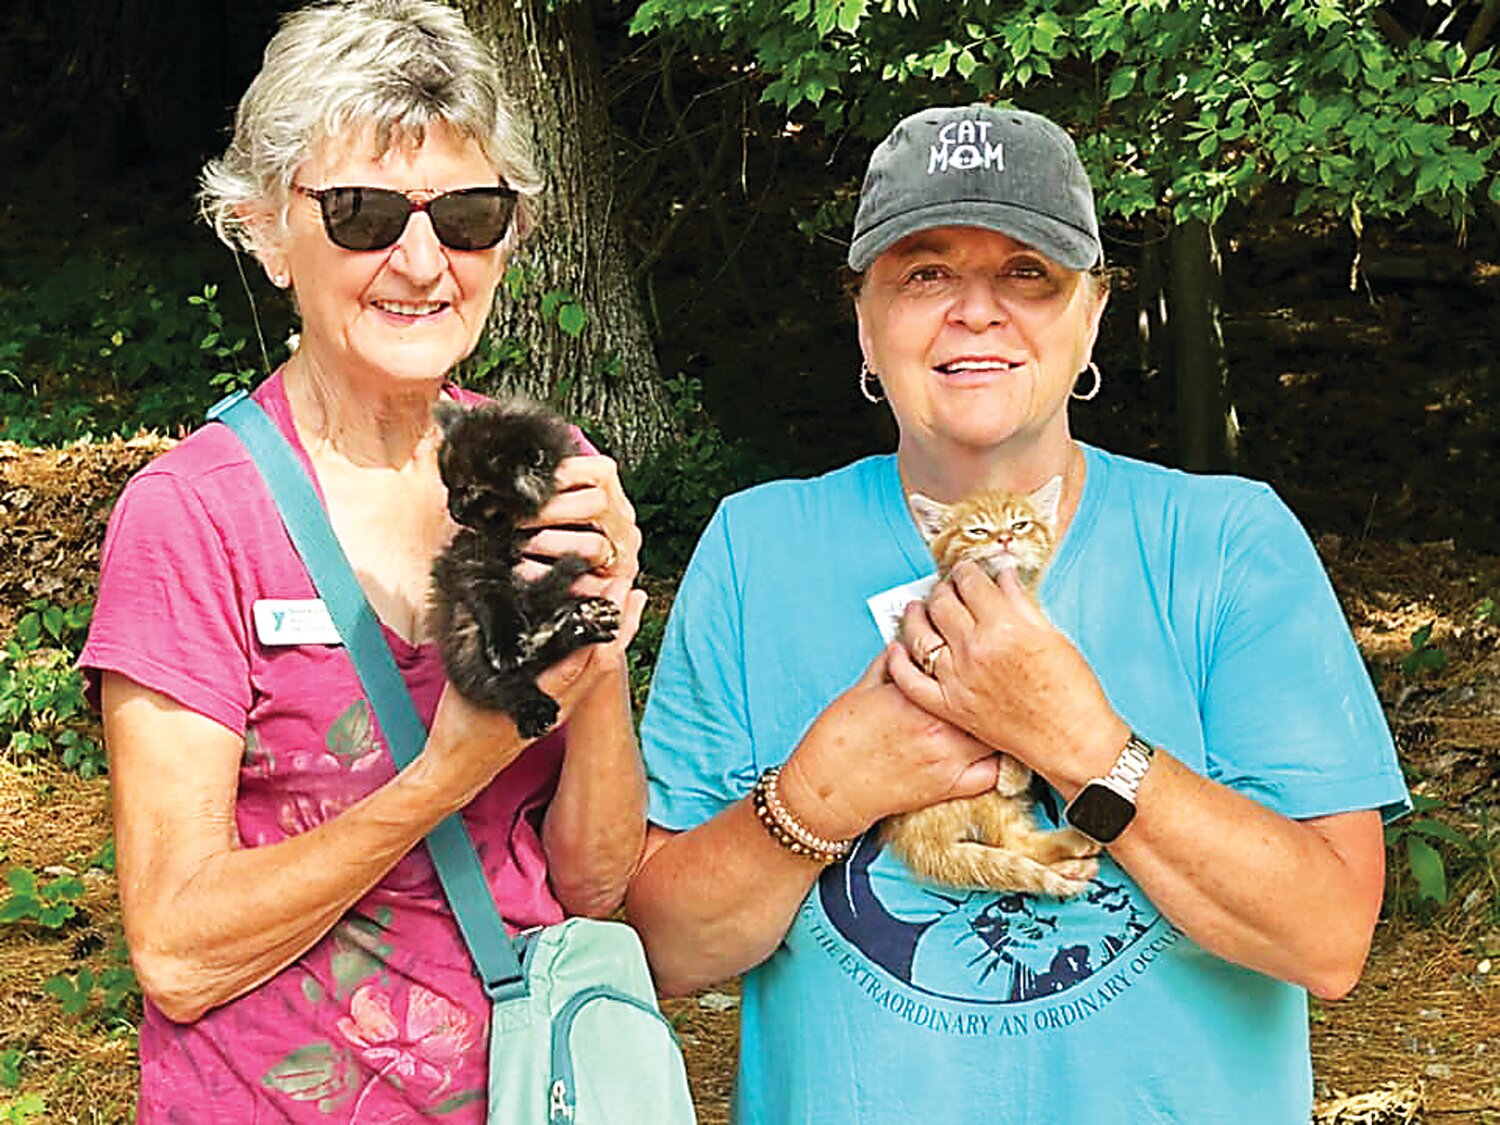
641, 445, 1408, 1125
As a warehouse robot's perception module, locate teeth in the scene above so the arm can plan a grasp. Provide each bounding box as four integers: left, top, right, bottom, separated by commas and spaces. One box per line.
941, 359, 1016, 372
374, 300, 446, 316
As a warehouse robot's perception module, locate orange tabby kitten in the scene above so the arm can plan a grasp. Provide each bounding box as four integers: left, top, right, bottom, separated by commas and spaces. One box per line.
882, 477, 1101, 898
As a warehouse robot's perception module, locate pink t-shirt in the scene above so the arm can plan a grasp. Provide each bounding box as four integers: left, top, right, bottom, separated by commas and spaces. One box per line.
82, 373, 574, 1122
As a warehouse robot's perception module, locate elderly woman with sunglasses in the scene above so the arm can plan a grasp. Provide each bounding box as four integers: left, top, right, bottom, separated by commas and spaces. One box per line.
78, 1, 646, 1119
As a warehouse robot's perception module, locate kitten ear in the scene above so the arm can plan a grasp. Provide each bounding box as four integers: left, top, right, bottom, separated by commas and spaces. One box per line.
1029, 475, 1064, 526
432, 399, 467, 436
908, 494, 950, 543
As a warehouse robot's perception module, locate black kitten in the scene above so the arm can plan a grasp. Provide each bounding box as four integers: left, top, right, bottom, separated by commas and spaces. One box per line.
430, 398, 620, 737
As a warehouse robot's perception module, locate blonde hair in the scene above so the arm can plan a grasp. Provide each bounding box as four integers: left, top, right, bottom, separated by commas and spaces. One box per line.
199, 0, 541, 251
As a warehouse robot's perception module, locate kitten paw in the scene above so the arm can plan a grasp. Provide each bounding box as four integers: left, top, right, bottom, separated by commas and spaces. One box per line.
1031, 826, 1102, 864
513, 695, 559, 739
1037, 855, 1099, 898
993, 755, 1032, 796
569, 596, 620, 643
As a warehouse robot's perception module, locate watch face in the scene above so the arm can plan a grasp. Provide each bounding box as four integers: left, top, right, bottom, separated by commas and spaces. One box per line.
1066, 782, 1136, 844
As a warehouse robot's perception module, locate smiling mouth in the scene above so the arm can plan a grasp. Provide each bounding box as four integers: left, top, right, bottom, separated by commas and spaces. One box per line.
934, 358, 1021, 375
372, 299, 450, 317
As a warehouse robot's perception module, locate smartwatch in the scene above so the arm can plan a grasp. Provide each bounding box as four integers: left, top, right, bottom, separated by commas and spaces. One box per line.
1064, 732, 1156, 845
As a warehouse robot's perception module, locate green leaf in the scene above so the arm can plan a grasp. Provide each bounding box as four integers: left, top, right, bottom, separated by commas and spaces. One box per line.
0, 1047, 21, 1088
1407, 819, 1474, 850
557, 303, 588, 338
836, 0, 863, 34
37, 903, 75, 928
1405, 836, 1447, 904
43, 968, 93, 1015
41, 877, 84, 903
5, 869, 37, 896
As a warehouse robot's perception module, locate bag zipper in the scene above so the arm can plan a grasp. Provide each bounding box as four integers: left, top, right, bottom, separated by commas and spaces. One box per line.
548, 986, 676, 1122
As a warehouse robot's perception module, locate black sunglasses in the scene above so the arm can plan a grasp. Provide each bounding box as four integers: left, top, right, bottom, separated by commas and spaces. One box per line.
292, 183, 518, 251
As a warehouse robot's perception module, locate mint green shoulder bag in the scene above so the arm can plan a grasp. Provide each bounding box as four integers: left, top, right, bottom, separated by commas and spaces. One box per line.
211, 391, 697, 1124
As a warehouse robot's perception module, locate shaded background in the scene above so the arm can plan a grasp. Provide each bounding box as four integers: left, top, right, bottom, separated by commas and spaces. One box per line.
1, 0, 1497, 552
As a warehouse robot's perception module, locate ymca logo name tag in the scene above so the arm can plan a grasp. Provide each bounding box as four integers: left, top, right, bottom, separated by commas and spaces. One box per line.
865, 575, 937, 646
253, 600, 342, 646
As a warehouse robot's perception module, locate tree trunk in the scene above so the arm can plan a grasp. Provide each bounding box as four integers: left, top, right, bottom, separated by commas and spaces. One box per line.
1168, 218, 1238, 472
1136, 227, 1170, 382
458, 0, 676, 464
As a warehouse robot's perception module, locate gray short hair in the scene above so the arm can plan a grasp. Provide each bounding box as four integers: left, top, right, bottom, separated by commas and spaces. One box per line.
200, 0, 540, 252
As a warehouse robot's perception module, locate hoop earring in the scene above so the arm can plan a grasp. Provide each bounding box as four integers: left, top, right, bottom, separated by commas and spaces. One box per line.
859, 361, 884, 404
1072, 362, 1102, 402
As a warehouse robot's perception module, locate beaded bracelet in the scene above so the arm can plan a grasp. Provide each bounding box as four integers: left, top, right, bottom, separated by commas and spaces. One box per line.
751, 765, 856, 866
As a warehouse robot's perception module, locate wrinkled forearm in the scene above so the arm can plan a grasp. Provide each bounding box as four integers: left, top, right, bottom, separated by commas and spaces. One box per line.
1062, 748, 1386, 999
626, 805, 822, 997
543, 659, 647, 917
123, 752, 470, 1023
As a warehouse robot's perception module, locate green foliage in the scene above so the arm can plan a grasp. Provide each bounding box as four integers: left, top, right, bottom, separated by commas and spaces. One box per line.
11, 600, 90, 655
540, 289, 589, 338
628, 595, 671, 714
1384, 793, 1496, 922
0, 1049, 20, 1089
1399, 622, 1448, 678
621, 372, 771, 575
634, 0, 1500, 232
0, 255, 276, 444
0, 601, 104, 777
0, 867, 85, 930
43, 940, 141, 1033
466, 265, 594, 404
0, 1094, 44, 1125
190, 285, 261, 396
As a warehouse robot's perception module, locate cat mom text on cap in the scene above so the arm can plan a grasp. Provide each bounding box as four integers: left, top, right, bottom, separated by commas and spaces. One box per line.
929, 118, 1004, 174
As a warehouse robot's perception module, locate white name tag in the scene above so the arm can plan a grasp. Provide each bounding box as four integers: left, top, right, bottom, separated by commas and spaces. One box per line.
253, 599, 342, 646
865, 575, 937, 645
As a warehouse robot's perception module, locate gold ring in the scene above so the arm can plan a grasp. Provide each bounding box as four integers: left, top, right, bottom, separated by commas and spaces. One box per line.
598, 535, 619, 572
919, 640, 947, 678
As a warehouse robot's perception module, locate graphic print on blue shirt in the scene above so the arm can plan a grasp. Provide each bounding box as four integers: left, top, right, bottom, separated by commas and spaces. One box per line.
813, 826, 1177, 1024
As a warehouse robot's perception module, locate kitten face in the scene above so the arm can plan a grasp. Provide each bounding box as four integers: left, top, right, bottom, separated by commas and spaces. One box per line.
910, 477, 1060, 589
434, 399, 574, 527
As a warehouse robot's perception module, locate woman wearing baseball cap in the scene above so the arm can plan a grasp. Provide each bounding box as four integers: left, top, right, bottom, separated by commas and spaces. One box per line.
628, 105, 1407, 1123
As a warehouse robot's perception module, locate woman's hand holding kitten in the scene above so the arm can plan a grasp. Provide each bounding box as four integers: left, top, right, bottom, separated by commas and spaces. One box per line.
891, 563, 1127, 798
777, 649, 1005, 845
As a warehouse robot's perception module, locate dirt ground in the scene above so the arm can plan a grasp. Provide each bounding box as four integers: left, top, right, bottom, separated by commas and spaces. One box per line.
0, 433, 1497, 1123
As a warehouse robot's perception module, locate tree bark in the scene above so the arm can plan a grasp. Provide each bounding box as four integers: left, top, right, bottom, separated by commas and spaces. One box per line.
458, 0, 676, 463
1168, 218, 1238, 472
1136, 227, 1170, 382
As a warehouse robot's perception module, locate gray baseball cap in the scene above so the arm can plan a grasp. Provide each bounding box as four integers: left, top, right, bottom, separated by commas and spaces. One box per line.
848, 104, 1102, 272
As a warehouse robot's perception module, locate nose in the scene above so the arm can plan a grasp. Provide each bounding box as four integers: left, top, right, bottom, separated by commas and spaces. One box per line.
949, 274, 1009, 331
389, 208, 446, 283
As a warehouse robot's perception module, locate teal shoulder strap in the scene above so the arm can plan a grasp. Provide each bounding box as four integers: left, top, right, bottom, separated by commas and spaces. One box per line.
208, 390, 527, 1000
